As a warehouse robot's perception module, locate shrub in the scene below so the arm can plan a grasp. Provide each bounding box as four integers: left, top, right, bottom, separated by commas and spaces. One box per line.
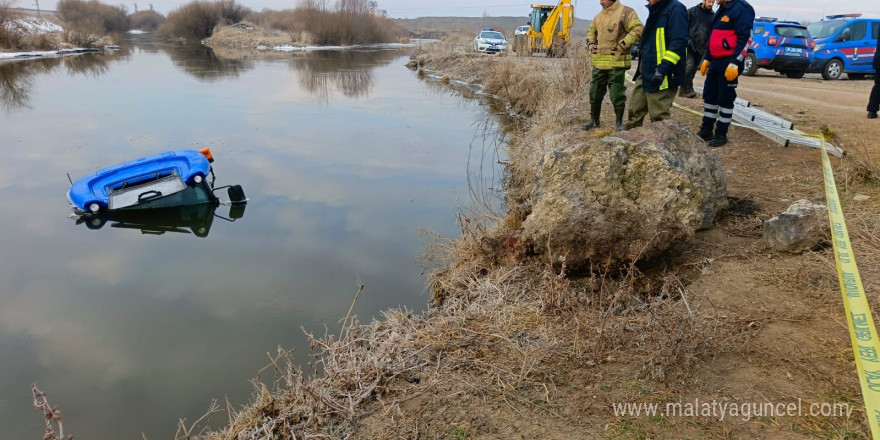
216, 0, 251, 23
156, 0, 251, 41
63, 29, 106, 47
156, 1, 220, 40
249, 8, 299, 32
129, 10, 165, 31
0, 0, 24, 50
57, 0, 129, 34
252, 2, 407, 45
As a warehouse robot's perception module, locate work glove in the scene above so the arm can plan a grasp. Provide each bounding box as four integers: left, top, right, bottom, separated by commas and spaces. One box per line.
724, 63, 739, 81
700, 60, 709, 76
588, 42, 597, 54
650, 70, 665, 86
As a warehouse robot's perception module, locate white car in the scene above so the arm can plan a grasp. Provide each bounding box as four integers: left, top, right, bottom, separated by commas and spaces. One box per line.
515, 25, 530, 35
474, 29, 508, 53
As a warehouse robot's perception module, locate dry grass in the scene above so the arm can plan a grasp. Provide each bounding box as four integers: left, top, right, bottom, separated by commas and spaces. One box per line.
205, 21, 295, 48
195, 289, 427, 439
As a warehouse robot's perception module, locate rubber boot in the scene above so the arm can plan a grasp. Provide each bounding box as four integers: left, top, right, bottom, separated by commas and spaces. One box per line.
614, 106, 625, 132
708, 134, 728, 147
697, 126, 714, 141
583, 104, 601, 130
869, 111, 878, 119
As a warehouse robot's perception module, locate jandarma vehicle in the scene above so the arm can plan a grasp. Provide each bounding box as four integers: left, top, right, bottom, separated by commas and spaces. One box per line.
743, 17, 815, 78
474, 29, 508, 53
807, 14, 880, 80
67, 149, 246, 215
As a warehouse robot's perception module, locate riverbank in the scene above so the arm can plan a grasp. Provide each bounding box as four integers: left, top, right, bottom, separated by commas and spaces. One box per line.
191, 35, 880, 439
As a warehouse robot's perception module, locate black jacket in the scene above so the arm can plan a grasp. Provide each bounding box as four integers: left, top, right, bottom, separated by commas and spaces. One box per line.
635, 0, 688, 93
687, 3, 714, 53
874, 36, 880, 71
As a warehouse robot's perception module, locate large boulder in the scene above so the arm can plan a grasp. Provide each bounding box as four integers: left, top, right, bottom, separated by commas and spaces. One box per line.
521, 121, 728, 268
763, 199, 828, 253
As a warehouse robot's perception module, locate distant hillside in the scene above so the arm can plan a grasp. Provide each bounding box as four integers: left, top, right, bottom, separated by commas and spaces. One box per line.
393, 16, 591, 40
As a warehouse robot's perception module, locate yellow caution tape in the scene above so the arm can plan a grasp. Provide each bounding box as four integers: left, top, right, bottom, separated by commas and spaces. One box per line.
820, 136, 880, 438
622, 72, 878, 434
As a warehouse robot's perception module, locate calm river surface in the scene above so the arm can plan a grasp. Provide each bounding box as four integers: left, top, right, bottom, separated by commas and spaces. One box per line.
0, 40, 503, 439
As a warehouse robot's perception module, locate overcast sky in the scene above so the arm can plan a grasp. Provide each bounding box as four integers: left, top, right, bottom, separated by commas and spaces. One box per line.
20, 0, 880, 23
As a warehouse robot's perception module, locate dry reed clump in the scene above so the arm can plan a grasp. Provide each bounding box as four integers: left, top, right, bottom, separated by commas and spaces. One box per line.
0, 1, 24, 50
197, 298, 427, 439
57, 0, 129, 34
205, 21, 295, 48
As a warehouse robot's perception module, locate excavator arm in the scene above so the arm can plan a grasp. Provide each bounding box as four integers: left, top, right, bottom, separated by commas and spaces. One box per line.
525, 0, 574, 56
539, 0, 573, 49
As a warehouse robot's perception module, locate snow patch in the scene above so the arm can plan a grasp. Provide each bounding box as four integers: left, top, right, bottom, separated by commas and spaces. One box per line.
6, 17, 64, 34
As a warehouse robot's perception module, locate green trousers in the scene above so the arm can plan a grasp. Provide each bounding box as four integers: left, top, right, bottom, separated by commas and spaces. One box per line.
625, 77, 678, 129
589, 68, 627, 108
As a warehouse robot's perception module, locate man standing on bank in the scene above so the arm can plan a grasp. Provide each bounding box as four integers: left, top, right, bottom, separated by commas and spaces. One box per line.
867, 34, 880, 119
679, 0, 714, 98
697, 0, 754, 147
583, 0, 644, 131
624, 0, 688, 129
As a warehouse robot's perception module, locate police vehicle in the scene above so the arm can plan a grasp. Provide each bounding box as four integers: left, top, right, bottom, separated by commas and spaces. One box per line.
473, 29, 509, 54
807, 14, 880, 80
743, 17, 815, 78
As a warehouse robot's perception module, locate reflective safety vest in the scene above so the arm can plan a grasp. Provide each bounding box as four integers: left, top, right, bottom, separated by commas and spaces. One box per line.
636, 0, 688, 93
586, 1, 644, 70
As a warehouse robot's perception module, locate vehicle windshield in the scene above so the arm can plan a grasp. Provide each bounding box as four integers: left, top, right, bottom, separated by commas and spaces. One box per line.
517, 26, 529, 31
480, 31, 504, 40
807, 20, 846, 38
775, 25, 810, 39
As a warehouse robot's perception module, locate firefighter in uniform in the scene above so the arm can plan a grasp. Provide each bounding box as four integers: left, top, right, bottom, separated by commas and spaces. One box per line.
698, 0, 755, 147
583, 0, 644, 132
624, 0, 688, 129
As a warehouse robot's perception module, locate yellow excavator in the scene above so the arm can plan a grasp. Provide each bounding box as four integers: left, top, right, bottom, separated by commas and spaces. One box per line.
519, 0, 574, 57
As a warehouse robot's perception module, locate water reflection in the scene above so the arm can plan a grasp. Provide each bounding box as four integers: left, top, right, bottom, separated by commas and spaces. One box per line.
75, 203, 246, 237
0, 49, 130, 113
163, 43, 255, 81
289, 50, 401, 101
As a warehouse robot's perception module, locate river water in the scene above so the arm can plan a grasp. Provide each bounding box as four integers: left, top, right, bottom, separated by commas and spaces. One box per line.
0, 40, 504, 439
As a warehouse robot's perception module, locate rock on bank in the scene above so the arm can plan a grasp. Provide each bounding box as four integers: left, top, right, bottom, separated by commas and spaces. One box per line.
521, 121, 728, 268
